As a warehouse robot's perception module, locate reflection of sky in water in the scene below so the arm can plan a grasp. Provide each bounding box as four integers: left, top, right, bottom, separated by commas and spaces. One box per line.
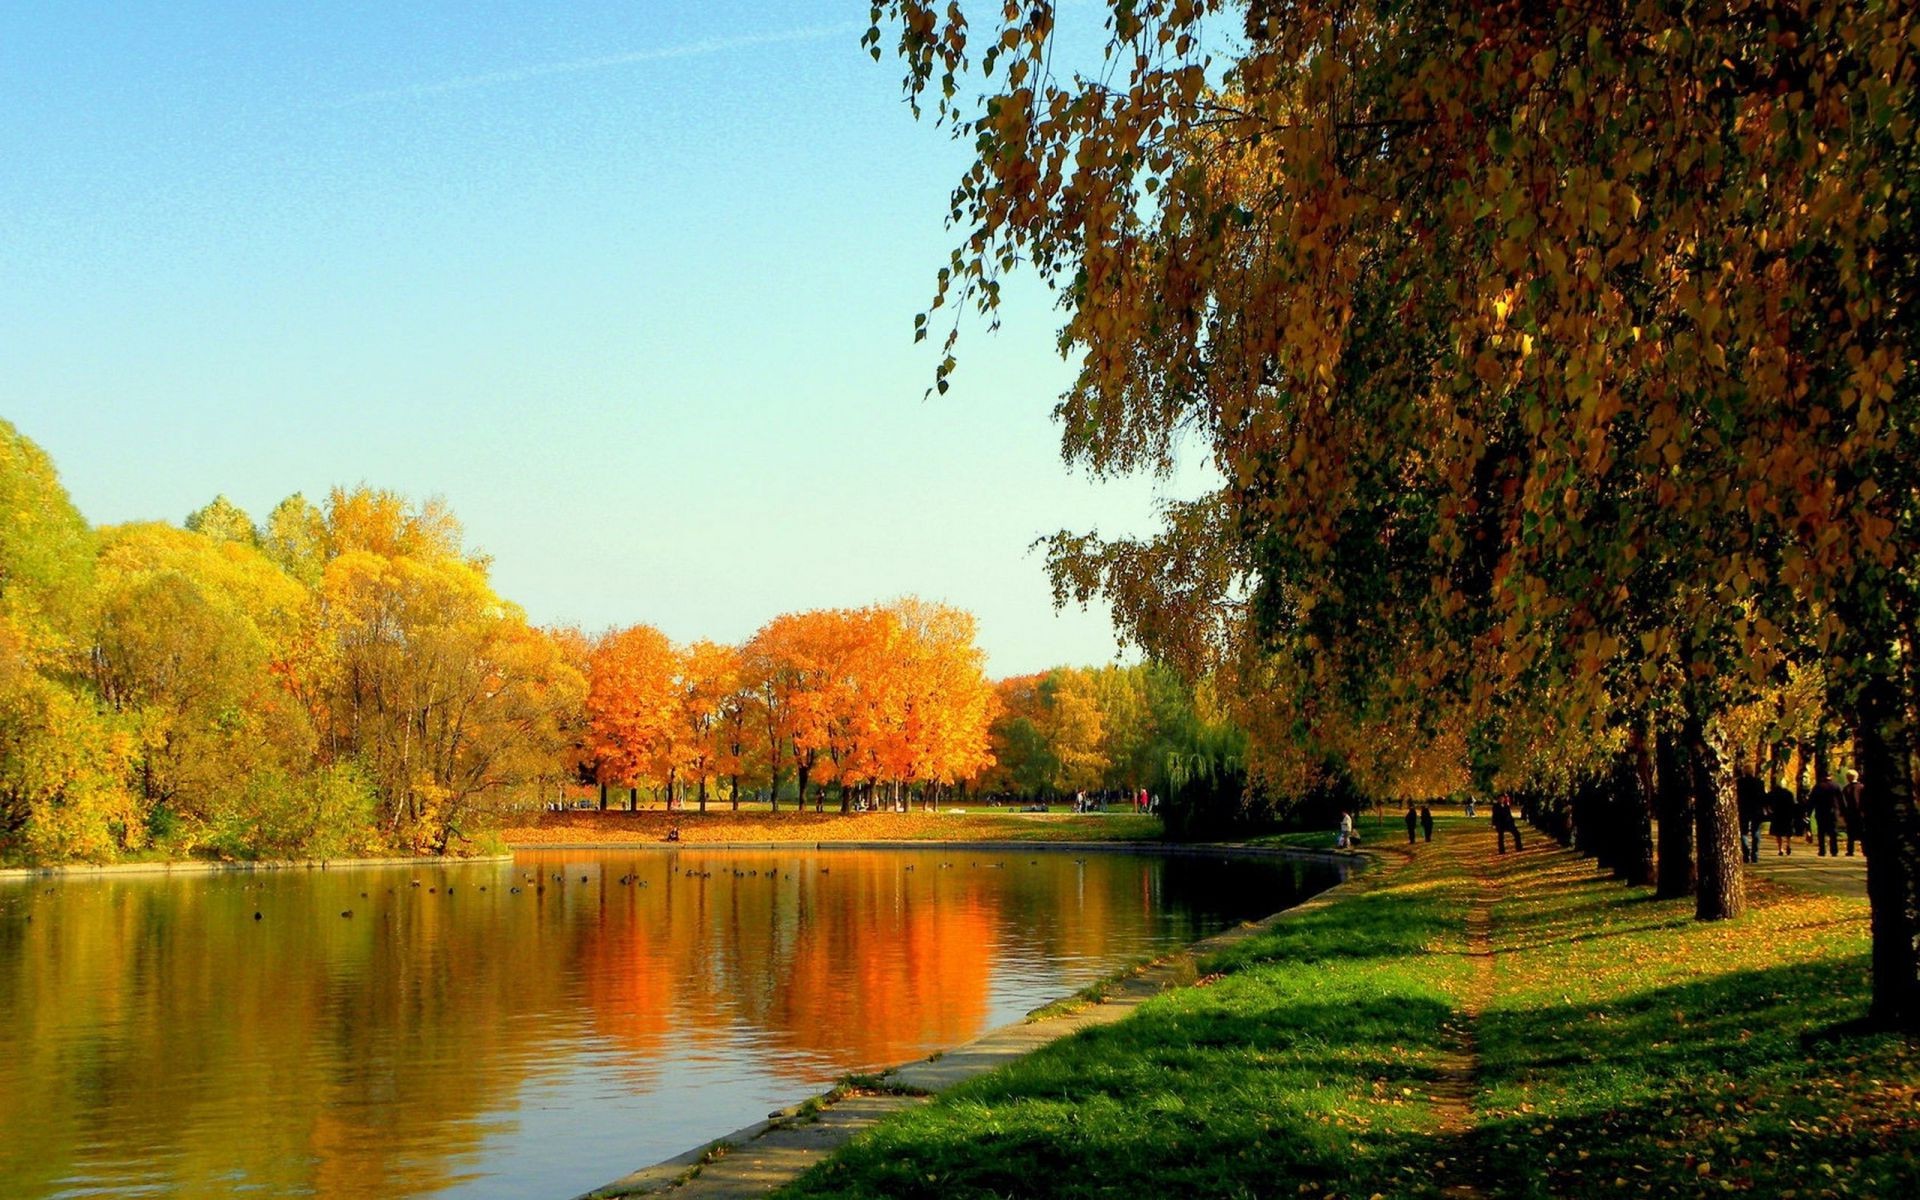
0, 849, 1344, 1200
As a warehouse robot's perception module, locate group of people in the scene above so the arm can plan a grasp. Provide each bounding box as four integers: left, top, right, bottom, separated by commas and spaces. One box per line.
1339, 776, 1871, 865
1336, 796, 1526, 853
1734, 769, 1864, 863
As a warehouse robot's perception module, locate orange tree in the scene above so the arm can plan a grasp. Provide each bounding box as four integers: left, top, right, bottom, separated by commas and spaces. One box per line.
585, 624, 679, 809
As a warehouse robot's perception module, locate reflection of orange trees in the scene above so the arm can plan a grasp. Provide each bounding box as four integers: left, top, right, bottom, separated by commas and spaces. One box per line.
578, 885, 677, 1066
771, 858, 999, 1067
542, 850, 1009, 1071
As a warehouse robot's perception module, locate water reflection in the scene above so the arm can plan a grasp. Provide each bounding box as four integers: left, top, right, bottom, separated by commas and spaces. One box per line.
0, 848, 1343, 1199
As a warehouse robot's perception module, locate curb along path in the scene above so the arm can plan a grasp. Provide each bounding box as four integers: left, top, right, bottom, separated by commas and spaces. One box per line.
576, 847, 1391, 1200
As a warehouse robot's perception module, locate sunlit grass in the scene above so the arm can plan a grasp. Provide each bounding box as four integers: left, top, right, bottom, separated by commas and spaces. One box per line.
776, 820, 1917, 1199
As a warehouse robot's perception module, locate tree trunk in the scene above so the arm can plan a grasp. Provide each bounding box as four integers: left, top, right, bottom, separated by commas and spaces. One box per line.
796, 763, 811, 814
1573, 778, 1598, 863
1654, 719, 1695, 899
1621, 718, 1657, 887
1685, 696, 1746, 921
1856, 669, 1920, 1030
598, 780, 608, 811
698, 775, 708, 814
730, 773, 741, 811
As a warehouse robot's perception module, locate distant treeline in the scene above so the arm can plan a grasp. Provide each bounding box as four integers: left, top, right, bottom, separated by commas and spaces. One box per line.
2, 420, 1255, 864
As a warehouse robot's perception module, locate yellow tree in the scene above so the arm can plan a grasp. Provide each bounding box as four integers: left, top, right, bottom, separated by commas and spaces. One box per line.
91, 522, 319, 851
887, 598, 996, 805
321, 550, 580, 850
1042, 668, 1107, 796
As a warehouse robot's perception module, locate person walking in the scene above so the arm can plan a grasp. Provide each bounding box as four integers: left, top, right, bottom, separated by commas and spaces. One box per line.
1405, 801, 1419, 844
1809, 770, 1843, 857
1493, 796, 1523, 854
1767, 773, 1797, 856
1841, 772, 1865, 857
1337, 809, 1354, 850
1419, 803, 1435, 843
1735, 771, 1766, 864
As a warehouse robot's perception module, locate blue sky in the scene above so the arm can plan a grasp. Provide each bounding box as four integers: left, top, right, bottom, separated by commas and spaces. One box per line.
1, 1, 1208, 675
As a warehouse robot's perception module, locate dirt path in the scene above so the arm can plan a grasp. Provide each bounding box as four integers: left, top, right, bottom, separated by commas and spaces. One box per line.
1433, 836, 1498, 1200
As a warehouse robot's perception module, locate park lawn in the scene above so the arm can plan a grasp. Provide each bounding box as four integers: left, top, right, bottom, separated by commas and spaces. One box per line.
1475, 848, 1914, 1198
775, 819, 1917, 1200
498, 807, 1164, 847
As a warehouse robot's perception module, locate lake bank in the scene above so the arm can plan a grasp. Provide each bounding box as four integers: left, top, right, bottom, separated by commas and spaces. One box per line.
0, 851, 511, 881
576, 841, 1388, 1199
757, 816, 1914, 1200
499, 807, 1166, 847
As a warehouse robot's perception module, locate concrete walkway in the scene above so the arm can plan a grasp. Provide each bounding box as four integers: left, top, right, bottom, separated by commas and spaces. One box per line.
574, 849, 1390, 1199
1745, 846, 1868, 898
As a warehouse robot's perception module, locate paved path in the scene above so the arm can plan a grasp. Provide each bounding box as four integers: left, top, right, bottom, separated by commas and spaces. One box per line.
1745, 846, 1868, 898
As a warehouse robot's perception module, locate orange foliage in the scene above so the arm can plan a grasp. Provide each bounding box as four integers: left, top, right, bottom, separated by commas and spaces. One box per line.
585, 625, 678, 792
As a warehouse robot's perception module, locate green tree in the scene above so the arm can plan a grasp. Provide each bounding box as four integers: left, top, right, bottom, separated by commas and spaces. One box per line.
183, 495, 260, 547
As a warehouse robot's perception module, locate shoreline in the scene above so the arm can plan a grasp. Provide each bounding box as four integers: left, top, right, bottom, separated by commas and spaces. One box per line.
0, 836, 1359, 881
0, 852, 513, 881
511, 837, 1361, 865
573, 841, 1391, 1199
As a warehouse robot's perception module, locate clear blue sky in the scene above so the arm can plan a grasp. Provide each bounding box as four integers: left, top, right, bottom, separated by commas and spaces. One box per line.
1, 1, 1207, 675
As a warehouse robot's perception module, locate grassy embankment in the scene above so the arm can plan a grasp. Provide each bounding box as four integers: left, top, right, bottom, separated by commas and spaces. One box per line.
774, 818, 1916, 1199
499, 807, 1164, 846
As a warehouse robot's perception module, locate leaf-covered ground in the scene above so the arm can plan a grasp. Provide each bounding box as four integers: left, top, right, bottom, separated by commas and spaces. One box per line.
772, 819, 1917, 1199
1475, 842, 1912, 1198
498, 807, 1164, 846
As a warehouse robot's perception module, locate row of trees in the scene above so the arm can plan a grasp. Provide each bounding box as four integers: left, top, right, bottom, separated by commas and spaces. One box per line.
581, 601, 997, 812
0, 419, 1018, 859
2, 419, 584, 860
873, 2, 1920, 1026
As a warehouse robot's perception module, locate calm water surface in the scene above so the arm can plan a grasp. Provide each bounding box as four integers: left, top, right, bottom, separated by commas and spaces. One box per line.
0, 847, 1344, 1198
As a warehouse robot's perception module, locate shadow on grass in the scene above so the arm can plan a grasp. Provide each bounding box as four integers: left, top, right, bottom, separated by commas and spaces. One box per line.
778, 996, 1471, 1199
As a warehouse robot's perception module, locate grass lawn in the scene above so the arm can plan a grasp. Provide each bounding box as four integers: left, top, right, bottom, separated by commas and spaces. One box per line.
498, 807, 1164, 846
773, 818, 1917, 1199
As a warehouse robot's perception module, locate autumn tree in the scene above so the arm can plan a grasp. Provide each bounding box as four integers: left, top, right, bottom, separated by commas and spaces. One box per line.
675, 639, 740, 812
586, 624, 679, 809
319, 538, 579, 851
183, 495, 260, 547
875, 1, 1920, 1000
0, 423, 122, 859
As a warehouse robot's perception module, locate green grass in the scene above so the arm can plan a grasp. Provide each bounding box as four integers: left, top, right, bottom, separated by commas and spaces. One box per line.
1473, 850, 1914, 1197
1240, 828, 1347, 852
775, 821, 1917, 1199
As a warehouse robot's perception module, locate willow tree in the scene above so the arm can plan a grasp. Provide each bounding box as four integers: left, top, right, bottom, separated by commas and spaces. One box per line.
875, 2, 1919, 1017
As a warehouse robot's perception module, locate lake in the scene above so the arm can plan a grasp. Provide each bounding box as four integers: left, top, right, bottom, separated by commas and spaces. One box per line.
0, 846, 1345, 1198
